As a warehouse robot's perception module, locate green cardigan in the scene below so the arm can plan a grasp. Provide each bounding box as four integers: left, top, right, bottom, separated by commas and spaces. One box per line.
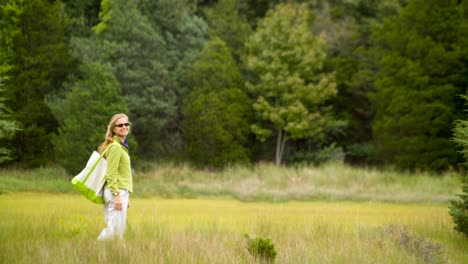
104, 137, 133, 194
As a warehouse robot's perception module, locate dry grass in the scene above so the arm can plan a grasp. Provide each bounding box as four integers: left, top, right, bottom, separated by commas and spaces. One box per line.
0, 162, 461, 203
135, 162, 461, 203
1, 193, 466, 263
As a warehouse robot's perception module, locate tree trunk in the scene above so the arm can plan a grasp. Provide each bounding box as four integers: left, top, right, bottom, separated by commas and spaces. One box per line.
275, 129, 287, 165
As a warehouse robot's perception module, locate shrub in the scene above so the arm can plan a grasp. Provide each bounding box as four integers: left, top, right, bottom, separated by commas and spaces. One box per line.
244, 234, 277, 262
451, 115, 468, 236
288, 143, 345, 165
449, 175, 468, 237
378, 225, 445, 263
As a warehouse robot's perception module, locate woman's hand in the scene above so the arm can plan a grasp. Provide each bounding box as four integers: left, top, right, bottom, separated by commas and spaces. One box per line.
114, 193, 123, 211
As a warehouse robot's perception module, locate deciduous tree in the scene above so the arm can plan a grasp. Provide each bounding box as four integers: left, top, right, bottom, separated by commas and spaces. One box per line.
246, 3, 337, 165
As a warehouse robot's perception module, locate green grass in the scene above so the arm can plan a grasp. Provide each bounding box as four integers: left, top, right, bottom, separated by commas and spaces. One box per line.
0, 162, 462, 203
1, 193, 466, 263
0, 166, 71, 194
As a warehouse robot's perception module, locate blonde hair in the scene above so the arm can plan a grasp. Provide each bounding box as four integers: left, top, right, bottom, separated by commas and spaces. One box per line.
98, 113, 129, 153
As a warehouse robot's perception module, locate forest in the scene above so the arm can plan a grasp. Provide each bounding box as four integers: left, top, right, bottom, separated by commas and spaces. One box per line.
1, 0, 468, 174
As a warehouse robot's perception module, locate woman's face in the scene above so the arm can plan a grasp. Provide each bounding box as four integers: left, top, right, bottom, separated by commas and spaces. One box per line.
113, 117, 130, 139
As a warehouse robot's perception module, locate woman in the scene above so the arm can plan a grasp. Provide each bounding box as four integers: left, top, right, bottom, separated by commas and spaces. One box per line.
97, 113, 133, 240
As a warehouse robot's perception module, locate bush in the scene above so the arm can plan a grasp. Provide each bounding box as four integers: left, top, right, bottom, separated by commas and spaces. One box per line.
244, 234, 277, 262
288, 143, 344, 165
345, 142, 382, 164
378, 225, 445, 263
451, 115, 468, 236
449, 175, 468, 237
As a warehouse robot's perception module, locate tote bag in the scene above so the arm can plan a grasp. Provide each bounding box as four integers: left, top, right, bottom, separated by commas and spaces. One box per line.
71, 150, 108, 204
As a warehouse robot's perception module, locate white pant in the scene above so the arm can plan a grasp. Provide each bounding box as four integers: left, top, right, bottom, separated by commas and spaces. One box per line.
97, 188, 129, 240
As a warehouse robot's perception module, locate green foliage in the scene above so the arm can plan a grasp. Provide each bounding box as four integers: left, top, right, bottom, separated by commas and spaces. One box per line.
451, 104, 468, 236
370, 0, 467, 170
246, 3, 338, 165
0, 0, 21, 76
288, 143, 345, 165
138, 0, 209, 155
453, 117, 468, 167
314, 0, 402, 164
237, 0, 281, 28
189, 37, 244, 92
150, 0, 209, 98
182, 38, 252, 168
2, 0, 467, 171
87, 0, 177, 157
345, 142, 382, 164
245, 234, 277, 262
0, 78, 19, 164
62, 0, 101, 36
203, 0, 252, 62
51, 63, 129, 174
76, 0, 209, 159
183, 88, 252, 168
449, 176, 468, 237
0, 0, 76, 167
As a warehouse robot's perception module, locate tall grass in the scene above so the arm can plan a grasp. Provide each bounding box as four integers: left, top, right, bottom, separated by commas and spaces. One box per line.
0, 166, 71, 194
135, 162, 462, 203
1, 193, 466, 263
0, 162, 462, 203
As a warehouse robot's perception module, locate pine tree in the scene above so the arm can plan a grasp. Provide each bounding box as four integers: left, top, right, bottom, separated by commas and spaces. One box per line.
203, 0, 252, 63
88, 0, 177, 157
246, 3, 337, 165
52, 63, 129, 174
0, 0, 75, 166
182, 38, 252, 168
62, 0, 101, 36
314, 0, 402, 163
370, 0, 467, 170
450, 96, 468, 236
138, 0, 209, 155
449, 177, 468, 236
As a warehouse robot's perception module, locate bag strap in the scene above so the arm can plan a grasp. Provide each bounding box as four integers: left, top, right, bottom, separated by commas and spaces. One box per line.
100, 145, 110, 158
83, 147, 110, 183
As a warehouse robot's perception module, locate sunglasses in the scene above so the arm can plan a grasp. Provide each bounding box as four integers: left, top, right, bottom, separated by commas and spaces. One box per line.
114, 123, 130, 128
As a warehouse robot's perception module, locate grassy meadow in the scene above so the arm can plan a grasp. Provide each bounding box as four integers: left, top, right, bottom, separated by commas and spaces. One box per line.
0, 162, 466, 263
0, 162, 462, 203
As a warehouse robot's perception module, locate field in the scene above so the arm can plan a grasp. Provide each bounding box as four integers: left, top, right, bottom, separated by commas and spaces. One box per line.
0, 163, 466, 263
1, 193, 466, 263
0, 162, 462, 203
